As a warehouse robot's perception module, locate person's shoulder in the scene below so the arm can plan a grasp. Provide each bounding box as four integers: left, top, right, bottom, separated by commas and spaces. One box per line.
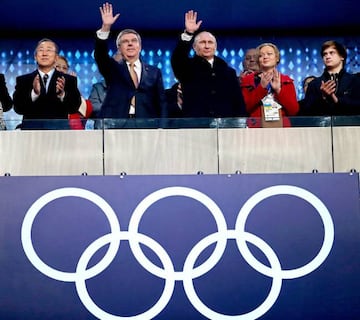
16, 70, 37, 81
92, 80, 106, 88
240, 72, 256, 85
142, 62, 161, 73
280, 73, 296, 84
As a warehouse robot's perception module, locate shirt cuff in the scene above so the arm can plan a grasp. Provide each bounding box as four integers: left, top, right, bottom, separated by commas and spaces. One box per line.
181, 32, 193, 42
96, 29, 110, 40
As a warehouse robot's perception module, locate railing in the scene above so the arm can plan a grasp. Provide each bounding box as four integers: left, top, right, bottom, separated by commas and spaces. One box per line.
1, 116, 360, 175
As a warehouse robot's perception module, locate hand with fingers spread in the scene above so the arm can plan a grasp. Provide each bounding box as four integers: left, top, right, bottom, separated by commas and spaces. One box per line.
99, 2, 120, 31
184, 10, 202, 34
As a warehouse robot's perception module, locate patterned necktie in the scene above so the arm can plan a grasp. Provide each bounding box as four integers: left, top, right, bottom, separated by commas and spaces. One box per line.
129, 63, 138, 114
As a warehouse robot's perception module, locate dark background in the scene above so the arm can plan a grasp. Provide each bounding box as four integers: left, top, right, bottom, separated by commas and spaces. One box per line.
2, 0, 360, 128
2, 0, 359, 37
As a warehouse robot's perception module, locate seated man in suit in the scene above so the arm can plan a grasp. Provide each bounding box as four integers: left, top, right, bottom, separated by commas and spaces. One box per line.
94, 3, 167, 128
13, 38, 81, 129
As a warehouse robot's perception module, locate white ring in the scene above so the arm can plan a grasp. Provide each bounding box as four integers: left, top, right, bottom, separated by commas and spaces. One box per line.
235, 185, 334, 279
21, 188, 121, 282
128, 187, 228, 280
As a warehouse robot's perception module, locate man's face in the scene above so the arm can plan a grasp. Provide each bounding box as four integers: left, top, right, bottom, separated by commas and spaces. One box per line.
35, 41, 57, 69
118, 33, 141, 61
193, 32, 217, 60
243, 49, 259, 72
322, 46, 344, 70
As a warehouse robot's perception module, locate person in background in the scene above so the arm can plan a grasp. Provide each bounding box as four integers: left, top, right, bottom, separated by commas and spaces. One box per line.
171, 10, 246, 118
13, 38, 81, 129
94, 2, 167, 123
88, 51, 122, 119
55, 55, 93, 129
165, 82, 183, 118
239, 48, 260, 82
0, 73, 13, 130
298, 75, 316, 112
301, 40, 360, 116
240, 42, 299, 127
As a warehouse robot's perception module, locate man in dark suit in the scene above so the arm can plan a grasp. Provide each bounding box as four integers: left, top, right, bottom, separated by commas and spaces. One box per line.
13, 38, 81, 129
94, 3, 167, 128
171, 10, 246, 119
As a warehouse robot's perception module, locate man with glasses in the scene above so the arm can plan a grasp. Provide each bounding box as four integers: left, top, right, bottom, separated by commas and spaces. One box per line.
13, 38, 81, 129
94, 3, 167, 125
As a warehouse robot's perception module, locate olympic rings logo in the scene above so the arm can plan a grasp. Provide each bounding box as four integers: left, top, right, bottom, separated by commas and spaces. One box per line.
21, 185, 334, 320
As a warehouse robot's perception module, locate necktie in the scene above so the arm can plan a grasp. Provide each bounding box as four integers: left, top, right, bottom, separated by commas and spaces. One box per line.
43, 74, 49, 91
129, 63, 139, 88
129, 63, 138, 115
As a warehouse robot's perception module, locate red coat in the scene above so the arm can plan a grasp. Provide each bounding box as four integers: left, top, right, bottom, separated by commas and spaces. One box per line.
69, 98, 93, 130
241, 72, 299, 127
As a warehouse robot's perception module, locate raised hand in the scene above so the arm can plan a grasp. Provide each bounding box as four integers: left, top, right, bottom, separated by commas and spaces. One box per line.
185, 10, 202, 34
99, 2, 120, 31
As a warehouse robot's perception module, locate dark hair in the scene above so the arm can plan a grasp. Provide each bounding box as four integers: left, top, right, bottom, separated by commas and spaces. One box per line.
321, 40, 347, 62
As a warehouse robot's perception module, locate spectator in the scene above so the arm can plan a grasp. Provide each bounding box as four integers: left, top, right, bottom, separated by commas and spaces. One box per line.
239, 48, 259, 82
13, 38, 81, 129
55, 55, 93, 129
165, 82, 183, 118
0, 73, 13, 130
94, 2, 167, 125
301, 40, 360, 116
88, 51, 122, 118
298, 75, 316, 112
171, 10, 246, 118
55, 55, 77, 76
241, 42, 299, 127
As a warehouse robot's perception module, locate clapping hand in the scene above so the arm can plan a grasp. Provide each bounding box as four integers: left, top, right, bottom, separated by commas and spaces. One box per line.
33, 74, 41, 95
56, 76, 65, 98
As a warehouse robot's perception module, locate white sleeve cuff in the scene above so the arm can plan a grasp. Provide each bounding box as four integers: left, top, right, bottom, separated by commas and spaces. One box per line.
96, 29, 110, 40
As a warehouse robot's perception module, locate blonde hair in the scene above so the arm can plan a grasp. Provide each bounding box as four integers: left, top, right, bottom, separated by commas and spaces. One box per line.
256, 42, 280, 65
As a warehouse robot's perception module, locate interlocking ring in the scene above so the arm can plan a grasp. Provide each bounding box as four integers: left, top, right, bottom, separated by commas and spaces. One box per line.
21, 185, 334, 319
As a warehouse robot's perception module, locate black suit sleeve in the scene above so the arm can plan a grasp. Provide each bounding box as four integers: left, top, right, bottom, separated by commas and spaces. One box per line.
0, 74, 13, 112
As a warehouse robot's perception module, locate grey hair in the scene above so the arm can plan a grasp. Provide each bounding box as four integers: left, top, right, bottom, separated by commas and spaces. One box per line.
116, 29, 142, 47
34, 38, 59, 55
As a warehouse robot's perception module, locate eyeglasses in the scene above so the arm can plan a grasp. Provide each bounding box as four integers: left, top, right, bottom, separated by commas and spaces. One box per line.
37, 48, 56, 54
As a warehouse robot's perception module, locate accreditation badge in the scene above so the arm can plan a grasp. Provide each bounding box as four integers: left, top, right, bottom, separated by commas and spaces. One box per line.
262, 94, 282, 121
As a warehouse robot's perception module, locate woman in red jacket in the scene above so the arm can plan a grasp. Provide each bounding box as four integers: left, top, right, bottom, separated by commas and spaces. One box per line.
241, 43, 299, 127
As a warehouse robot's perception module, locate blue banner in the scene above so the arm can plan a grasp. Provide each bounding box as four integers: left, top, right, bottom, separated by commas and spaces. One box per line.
0, 173, 359, 319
